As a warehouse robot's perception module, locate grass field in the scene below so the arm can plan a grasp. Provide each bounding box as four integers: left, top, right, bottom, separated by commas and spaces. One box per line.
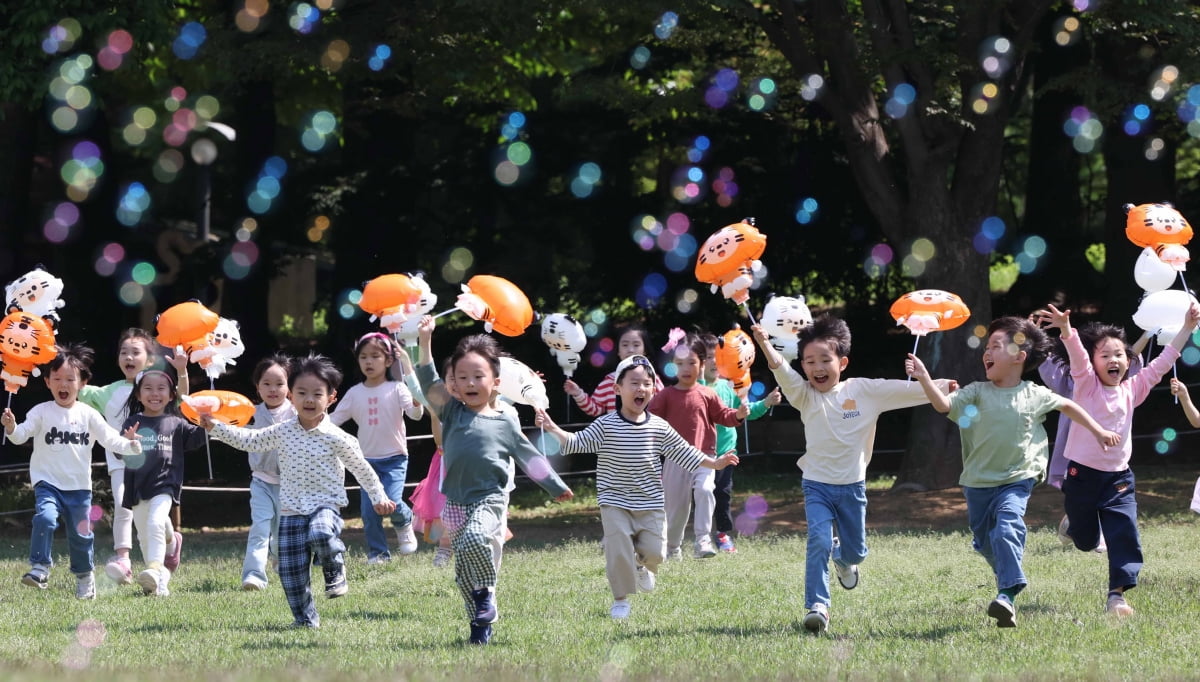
1, 472, 1198, 681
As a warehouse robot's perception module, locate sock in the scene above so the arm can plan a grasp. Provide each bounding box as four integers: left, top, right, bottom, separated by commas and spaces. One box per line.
999, 587, 1018, 601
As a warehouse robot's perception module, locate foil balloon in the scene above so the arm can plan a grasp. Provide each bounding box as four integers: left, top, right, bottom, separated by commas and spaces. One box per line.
359, 273, 423, 334
455, 275, 533, 337
5, 266, 65, 330
1125, 202, 1193, 271
540, 313, 587, 377
180, 389, 257, 427
1133, 247, 1177, 293
889, 290, 971, 336
760, 294, 812, 361
394, 273, 438, 347
695, 218, 767, 305
715, 326, 756, 395
190, 316, 243, 379
156, 301, 220, 356
1133, 289, 1199, 345
498, 356, 549, 410
0, 311, 58, 393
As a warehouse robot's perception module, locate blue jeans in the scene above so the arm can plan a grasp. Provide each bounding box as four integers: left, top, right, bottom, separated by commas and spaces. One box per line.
243, 477, 281, 583
962, 478, 1034, 594
360, 454, 413, 560
29, 482, 94, 575
1062, 462, 1142, 591
801, 479, 868, 609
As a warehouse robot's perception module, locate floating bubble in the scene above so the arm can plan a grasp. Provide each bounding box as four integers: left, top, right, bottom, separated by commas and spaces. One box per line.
704, 86, 730, 109
1150, 65, 1178, 102
714, 68, 739, 92
794, 196, 819, 225
43, 18, 82, 54
1182, 346, 1200, 366
262, 156, 288, 178
173, 21, 207, 59
507, 142, 532, 166
76, 619, 106, 648
289, 2, 321, 34
588, 350, 607, 368
368, 44, 391, 71
655, 11, 679, 40
1053, 16, 1082, 46
1144, 137, 1165, 161
630, 45, 651, 69
523, 456, 554, 482
744, 494, 768, 518
223, 254, 252, 280
734, 512, 759, 536
800, 74, 824, 101
1155, 440, 1170, 455
979, 36, 1012, 78
75, 518, 93, 536
195, 95, 220, 119
321, 39, 351, 72
980, 216, 1005, 239
596, 334, 613, 350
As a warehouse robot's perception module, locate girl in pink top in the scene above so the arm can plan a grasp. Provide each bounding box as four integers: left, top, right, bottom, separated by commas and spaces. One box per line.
1047, 302, 1200, 617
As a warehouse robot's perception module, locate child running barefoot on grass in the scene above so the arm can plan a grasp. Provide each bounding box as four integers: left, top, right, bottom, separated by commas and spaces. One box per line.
118, 369, 205, 597
3, 344, 142, 600
536, 354, 738, 619
415, 315, 573, 645
240, 354, 296, 591
751, 317, 953, 635
906, 316, 1120, 629
201, 354, 395, 629
1044, 302, 1199, 617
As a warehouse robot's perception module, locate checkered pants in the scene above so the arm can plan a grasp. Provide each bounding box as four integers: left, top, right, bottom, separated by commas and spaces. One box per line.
443, 493, 507, 620
278, 508, 345, 627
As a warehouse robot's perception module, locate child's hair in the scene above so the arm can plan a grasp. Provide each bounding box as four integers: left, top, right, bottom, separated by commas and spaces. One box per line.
797, 316, 852, 358
251, 353, 292, 385
616, 323, 652, 349
679, 332, 708, 363
119, 328, 158, 355
47, 343, 95, 382
353, 331, 396, 358
449, 334, 502, 378
987, 316, 1051, 371
123, 369, 181, 417
1076, 322, 1129, 360
289, 353, 343, 392
698, 332, 720, 358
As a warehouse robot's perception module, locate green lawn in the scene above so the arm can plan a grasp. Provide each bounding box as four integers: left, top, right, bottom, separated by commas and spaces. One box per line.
1, 473, 1198, 681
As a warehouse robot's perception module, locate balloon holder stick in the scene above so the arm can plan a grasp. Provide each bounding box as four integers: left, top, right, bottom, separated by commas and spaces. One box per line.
741, 302, 758, 326
431, 308, 459, 321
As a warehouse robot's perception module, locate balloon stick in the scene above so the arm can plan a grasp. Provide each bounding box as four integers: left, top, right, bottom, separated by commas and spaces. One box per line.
2, 392, 10, 445
908, 336, 920, 381
1174, 363, 1179, 405
741, 302, 758, 326
431, 308, 459, 320
1179, 272, 1192, 296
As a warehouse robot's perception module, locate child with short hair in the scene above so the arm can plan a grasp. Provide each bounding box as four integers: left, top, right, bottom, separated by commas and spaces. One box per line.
119, 368, 206, 596
907, 316, 1120, 628
78, 328, 188, 586
2, 344, 142, 599
564, 324, 662, 417
699, 332, 781, 553
330, 332, 424, 564
415, 315, 573, 645
649, 333, 749, 560
201, 354, 395, 629
537, 354, 739, 619
240, 353, 296, 591
750, 317, 951, 634
1044, 303, 1199, 616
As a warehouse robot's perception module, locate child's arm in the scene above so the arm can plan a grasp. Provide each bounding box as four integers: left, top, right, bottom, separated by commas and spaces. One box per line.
415, 315, 451, 411
88, 408, 143, 456
1131, 328, 1154, 357
1172, 378, 1200, 427
904, 354, 952, 413
0, 408, 19, 438
534, 408, 572, 446
1057, 397, 1120, 447
1167, 302, 1200, 352
747, 386, 783, 421
566, 376, 608, 417
167, 347, 190, 396
750, 324, 787, 370
335, 434, 396, 515
508, 425, 573, 501
393, 347, 426, 420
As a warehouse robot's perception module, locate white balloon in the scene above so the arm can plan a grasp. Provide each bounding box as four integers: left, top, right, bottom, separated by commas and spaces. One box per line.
498, 356, 549, 410
1133, 289, 1198, 344
1133, 247, 1177, 292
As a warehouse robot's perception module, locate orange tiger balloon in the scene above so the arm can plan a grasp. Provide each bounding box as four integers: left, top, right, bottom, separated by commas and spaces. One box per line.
715, 326, 756, 394
0, 311, 58, 393
1125, 202, 1194, 271
180, 390, 257, 427
695, 219, 767, 304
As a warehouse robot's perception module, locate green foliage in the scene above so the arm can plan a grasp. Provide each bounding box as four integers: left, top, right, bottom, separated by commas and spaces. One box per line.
1085, 242, 1106, 274
989, 254, 1020, 294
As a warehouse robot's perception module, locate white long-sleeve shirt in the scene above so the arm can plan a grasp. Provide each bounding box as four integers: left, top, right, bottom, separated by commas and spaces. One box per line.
9, 401, 142, 491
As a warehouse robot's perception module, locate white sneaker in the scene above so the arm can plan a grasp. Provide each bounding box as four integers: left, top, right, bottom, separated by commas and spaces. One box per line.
803, 603, 829, 634
242, 575, 267, 591
396, 524, 419, 555
366, 554, 391, 565
137, 568, 169, 597
610, 600, 631, 619
635, 566, 656, 593
694, 536, 716, 559
1057, 515, 1072, 547
1106, 591, 1133, 617
432, 547, 452, 568
667, 547, 683, 562
75, 572, 96, 600
834, 562, 859, 590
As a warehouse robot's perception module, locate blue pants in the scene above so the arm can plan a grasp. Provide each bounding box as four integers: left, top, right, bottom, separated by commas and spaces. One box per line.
29, 482, 94, 575
801, 479, 868, 609
1062, 462, 1142, 591
242, 477, 281, 584
712, 466, 735, 534
360, 454, 413, 560
278, 508, 345, 627
962, 478, 1034, 594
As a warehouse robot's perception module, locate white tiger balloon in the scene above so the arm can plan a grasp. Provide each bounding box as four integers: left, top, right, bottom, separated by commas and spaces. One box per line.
540, 313, 586, 377
760, 294, 812, 361
395, 273, 439, 347
5, 266, 66, 329
498, 356, 549, 410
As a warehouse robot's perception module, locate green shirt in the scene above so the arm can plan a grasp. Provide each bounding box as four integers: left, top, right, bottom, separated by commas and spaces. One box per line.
704, 378, 770, 456
947, 380, 1064, 488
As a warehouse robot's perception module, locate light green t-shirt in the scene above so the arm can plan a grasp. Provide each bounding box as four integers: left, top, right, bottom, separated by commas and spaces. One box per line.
948, 380, 1064, 488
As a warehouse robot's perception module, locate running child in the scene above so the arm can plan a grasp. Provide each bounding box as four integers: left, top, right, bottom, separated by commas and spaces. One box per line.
564, 324, 662, 416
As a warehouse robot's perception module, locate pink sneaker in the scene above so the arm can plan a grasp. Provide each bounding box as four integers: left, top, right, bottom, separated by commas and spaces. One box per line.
164, 532, 183, 571
104, 556, 133, 585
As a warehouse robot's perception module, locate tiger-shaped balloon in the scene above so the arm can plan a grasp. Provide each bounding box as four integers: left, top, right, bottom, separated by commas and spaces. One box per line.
0, 311, 58, 393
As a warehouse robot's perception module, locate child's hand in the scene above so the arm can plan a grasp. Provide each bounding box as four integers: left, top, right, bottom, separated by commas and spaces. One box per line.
417, 315, 435, 340
1, 408, 15, 434
1044, 304, 1070, 331
762, 386, 782, 407
749, 324, 769, 342
947, 380, 960, 393
1171, 377, 1191, 401
716, 452, 740, 469
905, 354, 929, 380
1028, 309, 1052, 329
166, 346, 189, 373
735, 402, 751, 420
563, 379, 583, 398
198, 413, 215, 431
1097, 429, 1120, 448
1186, 302, 1200, 328
534, 408, 556, 431
554, 489, 574, 502
374, 499, 397, 515
123, 422, 140, 440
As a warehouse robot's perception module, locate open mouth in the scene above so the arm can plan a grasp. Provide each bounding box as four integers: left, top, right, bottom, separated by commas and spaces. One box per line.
1107, 367, 1122, 379
57, 391, 70, 401
811, 374, 829, 385
631, 396, 646, 407
984, 360, 995, 371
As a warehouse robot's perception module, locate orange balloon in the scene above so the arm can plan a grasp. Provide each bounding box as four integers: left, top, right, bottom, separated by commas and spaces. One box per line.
714, 326, 755, 394
359, 274, 423, 332
1125, 202, 1193, 248
180, 390, 257, 427
889, 290, 971, 336
695, 219, 767, 304
458, 275, 533, 337
0, 311, 58, 393
156, 301, 219, 354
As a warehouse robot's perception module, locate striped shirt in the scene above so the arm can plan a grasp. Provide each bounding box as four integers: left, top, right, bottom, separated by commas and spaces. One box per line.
574, 371, 665, 417
559, 411, 705, 510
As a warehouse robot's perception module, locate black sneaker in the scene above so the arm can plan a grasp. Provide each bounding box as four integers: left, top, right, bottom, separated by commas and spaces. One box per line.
468, 622, 493, 645
21, 569, 48, 590
471, 588, 497, 624
987, 594, 1017, 628
324, 567, 348, 599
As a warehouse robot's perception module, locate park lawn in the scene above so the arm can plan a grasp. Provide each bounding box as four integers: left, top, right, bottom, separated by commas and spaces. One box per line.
0, 473, 1197, 681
